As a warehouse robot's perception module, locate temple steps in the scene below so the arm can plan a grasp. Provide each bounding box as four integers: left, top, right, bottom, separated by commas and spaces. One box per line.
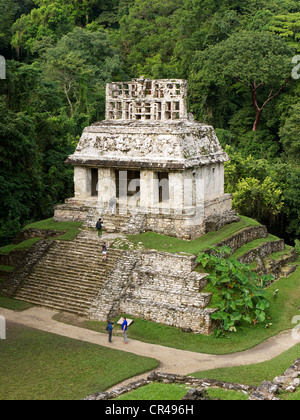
253, 247, 298, 280
4, 222, 298, 320
14, 240, 123, 316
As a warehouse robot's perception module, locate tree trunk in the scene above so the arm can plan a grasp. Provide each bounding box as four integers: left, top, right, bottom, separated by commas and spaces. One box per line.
250, 80, 287, 131
253, 109, 262, 131
64, 83, 74, 117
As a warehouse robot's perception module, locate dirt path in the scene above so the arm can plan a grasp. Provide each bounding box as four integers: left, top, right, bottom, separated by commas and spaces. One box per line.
1, 306, 300, 390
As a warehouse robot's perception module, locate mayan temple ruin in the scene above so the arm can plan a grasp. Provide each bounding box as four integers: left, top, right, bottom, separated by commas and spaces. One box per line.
54, 77, 239, 239
2, 78, 297, 337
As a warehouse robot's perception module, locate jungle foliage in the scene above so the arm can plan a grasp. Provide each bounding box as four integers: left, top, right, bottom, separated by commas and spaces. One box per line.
0, 0, 299, 245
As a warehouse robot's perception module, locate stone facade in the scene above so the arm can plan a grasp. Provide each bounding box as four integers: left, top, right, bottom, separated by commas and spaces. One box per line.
105, 78, 188, 121
89, 250, 216, 335
54, 77, 238, 239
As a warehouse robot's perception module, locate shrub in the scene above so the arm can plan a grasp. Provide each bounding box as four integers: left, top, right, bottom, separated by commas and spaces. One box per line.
197, 247, 273, 335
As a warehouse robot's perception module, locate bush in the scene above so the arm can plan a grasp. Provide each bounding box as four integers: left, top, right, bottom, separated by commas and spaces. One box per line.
197, 247, 273, 335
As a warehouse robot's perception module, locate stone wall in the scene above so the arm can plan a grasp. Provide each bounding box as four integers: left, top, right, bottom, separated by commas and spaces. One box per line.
85, 359, 300, 400
53, 200, 90, 223
238, 239, 285, 265
204, 225, 269, 255
89, 250, 216, 335
54, 194, 238, 240
249, 358, 300, 400
85, 371, 256, 400
1, 240, 54, 296
89, 251, 137, 321
13, 228, 66, 244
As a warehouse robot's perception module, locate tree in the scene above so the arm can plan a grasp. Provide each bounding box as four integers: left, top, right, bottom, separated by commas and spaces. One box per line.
268, 12, 300, 51
191, 31, 295, 131
0, 95, 42, 245
232, 176, 284, 223
279, 102, 300, 163
11, 2, 74, 58
0, 0, 18, 50
44, 27, 125, 118
116, 0, 183, 78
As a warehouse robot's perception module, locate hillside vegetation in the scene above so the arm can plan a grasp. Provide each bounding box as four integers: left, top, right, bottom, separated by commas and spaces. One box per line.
0, 0, 299, 246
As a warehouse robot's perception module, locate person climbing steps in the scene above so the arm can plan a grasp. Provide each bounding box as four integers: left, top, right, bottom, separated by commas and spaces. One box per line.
102, 241, 107, 261
96, 218, 103, 236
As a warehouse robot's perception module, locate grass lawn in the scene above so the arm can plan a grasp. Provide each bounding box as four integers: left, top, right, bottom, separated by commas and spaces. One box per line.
116, 383, 189, 400
23, 218, 83, 241
127, 215, 260, 254
0, 295, 33, 311
190, 342, 300, 389
0, 322, 159, 400
282, 388, 300, 400
0, 219, 83, 254
115, 382, 249, 401
0, 238, 42, 254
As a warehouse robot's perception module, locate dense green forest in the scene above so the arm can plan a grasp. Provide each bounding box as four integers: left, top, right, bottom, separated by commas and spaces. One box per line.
0, 0, 299, 246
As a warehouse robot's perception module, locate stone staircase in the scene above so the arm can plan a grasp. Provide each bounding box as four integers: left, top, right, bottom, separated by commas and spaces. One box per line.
83, 206, 131, 234
14, 238, 123, 317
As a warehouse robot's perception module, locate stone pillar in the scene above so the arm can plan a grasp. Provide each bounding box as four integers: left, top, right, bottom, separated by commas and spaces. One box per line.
140, 170, 152, 213
97, 168, 116, 210
169, 172, 184, 214
74, 166, 91, 199
183, 171, 195, 215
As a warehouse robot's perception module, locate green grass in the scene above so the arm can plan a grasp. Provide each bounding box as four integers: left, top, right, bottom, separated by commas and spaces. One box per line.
0, 265, 15, 272
0, 238, 41, 254
115, 382, 249, 400
0, 295, 33, 311
281, 388, 300, 400
266, 245, 294, 262
127, 215, 260, 255
228, 234, 280, 260
0, 323, 158, 400
0, 219, 83, 254
116, 383, 189, 400
22, 218, 83, 241
190, 342, 300, 389
206, 387, 249, 400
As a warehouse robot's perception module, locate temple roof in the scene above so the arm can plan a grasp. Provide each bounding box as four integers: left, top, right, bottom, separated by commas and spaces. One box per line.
66, 119, 229, 170
105, 78, 188, 122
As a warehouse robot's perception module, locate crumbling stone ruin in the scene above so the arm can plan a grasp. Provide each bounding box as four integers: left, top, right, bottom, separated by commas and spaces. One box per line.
84, 359, 300, 401
54, 77, 239, 239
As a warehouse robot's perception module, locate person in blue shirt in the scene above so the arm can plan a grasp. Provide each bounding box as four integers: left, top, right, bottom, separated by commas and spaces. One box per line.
106, 320, 114, 343
122, 317, 128, 344
96, 218, 102, 236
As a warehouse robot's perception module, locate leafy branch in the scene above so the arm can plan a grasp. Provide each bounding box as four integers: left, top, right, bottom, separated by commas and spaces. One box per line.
197, 246, 274, 336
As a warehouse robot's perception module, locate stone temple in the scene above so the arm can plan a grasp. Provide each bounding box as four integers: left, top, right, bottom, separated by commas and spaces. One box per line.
54, 77, 239, 238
